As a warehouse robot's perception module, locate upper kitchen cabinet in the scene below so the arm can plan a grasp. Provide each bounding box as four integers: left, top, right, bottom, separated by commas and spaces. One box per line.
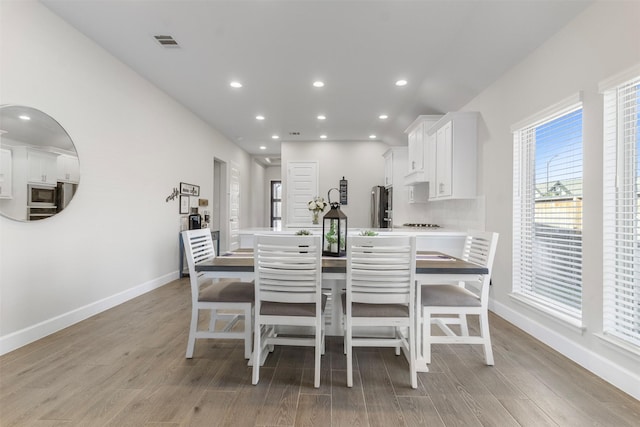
383, 146, 408, 189
57, 154, 80, 184
0, 148, 12, 198
27, 149, 58, 186
404, 115, 442, 185
383, 149, 393, 187
425, 112, 478, 200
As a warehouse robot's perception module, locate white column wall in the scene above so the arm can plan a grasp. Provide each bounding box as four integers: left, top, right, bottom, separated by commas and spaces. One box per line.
0, 1, 253, 352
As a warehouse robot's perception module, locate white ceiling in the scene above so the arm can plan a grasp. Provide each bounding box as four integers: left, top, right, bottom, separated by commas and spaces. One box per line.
41, 0, 591, 163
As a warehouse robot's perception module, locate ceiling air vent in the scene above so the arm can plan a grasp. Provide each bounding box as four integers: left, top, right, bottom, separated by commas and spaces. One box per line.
153, 35, 179, 48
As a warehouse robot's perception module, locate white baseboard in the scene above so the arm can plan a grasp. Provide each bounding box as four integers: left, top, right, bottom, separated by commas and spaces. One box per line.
0, 271, 179, 356
490, 299, 640, 401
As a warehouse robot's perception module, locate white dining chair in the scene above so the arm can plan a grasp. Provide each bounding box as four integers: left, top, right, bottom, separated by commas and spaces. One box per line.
181, 229, 254, 359
421, 231, 499, 365
252, 234, 325, 388
343, 235, 417, 389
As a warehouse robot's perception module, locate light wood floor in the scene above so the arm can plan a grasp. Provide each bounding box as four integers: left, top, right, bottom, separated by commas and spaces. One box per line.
1, 278, 639, 426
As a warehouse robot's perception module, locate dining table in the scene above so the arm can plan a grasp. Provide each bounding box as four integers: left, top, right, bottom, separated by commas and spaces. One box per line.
195, 250, 488, 372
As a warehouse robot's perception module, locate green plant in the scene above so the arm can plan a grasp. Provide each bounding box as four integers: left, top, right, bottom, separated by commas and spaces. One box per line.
325, 221, 338, 244
296, 229, 312, 235
359, 230, 378, 236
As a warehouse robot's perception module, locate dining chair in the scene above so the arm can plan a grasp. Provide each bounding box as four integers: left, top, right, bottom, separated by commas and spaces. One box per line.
343, 235, 417, 389
252, 234, 325, 388
181, 229, 254, 359
421, 231, 499, 365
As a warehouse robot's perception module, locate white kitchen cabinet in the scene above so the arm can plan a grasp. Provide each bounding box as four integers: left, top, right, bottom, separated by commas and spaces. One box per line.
404, 115, 442, 185
57, 154, 80, 183
27, 149, 58, 186
426, 112, 478, 200
0, 148, 12, 198
383, 149, 393, 187
408, 183, 428, 203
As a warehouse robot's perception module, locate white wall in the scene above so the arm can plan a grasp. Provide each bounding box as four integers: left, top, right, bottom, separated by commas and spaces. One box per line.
462, 1, 640, 398
281, 140, 388, 228
0, 1, 254, 353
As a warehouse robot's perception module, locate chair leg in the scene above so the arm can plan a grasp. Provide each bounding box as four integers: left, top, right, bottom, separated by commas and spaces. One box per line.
314, 321, 321, 388
208, 308, 218, 332
422, 308, 432, 364
346, 320, 353, 387
252, 319, 261, 385
186, 307, 198, 358
409, 323, 417, 389
459, 314, 469, 336
243, 305, 252, 360
479, 312, 494, 366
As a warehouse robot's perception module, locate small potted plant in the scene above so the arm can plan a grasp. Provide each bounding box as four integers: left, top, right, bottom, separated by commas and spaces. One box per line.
296, 229, 312, 235
359, 230, 378, 236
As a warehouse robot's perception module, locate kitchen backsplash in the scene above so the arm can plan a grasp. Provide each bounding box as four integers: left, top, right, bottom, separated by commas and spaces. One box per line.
398, 196, 485, 231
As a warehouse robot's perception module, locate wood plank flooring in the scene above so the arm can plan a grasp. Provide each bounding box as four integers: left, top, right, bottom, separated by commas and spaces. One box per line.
1, 278, 639, 426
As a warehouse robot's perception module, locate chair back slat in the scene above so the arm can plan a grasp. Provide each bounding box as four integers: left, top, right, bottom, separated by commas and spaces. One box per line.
347, 235, 416, 305
255, 234, 322, 304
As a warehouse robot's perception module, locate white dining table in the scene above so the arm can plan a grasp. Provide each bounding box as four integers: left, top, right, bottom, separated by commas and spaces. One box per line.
195, 250, 488, 372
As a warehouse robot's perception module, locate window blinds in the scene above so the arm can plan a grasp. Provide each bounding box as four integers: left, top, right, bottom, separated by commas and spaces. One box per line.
513, 104, 583, 320
602, 75, 640, 347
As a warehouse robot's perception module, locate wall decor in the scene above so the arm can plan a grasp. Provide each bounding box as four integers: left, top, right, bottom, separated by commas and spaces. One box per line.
165, 187, 179, 202
339, 176, 348, 205
198, 198, 209, 206
179, 195, 190, 214
180, 182, 200, 196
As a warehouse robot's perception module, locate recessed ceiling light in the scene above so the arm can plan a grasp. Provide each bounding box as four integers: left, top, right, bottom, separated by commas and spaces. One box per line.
320, 135, 327, 139
230, 81, 243, 88
313, 81, 325, 88
259, 145, 266, 150
369, 134, 377, 139
395, 79, 408, 87
379, 114, 388, 120
272, 135, 280, 139
317, 115, 326, 120
256, 115, 265, 121
18, 115, 31, 120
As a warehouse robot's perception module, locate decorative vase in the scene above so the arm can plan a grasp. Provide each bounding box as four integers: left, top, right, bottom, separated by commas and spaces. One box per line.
312, 210, 320, 224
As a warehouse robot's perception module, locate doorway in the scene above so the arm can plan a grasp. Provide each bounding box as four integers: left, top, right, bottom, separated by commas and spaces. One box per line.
213, 158, 228, 253
270, 180, 282, 229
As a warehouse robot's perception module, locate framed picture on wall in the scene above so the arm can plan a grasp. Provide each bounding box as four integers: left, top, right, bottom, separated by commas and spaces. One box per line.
180, 182, 200, 196
179, 195, 190, 214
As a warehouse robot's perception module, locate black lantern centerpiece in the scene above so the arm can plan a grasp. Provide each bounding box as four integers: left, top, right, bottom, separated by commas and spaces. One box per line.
323, 188, 347, 257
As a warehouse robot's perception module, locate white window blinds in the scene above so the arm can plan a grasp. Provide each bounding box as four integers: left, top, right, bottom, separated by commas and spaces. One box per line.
513, 99, 583, 320
602, 73, 640, 348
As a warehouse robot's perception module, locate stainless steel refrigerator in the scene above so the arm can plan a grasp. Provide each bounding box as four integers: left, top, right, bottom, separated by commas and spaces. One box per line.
370, 185, 392, 228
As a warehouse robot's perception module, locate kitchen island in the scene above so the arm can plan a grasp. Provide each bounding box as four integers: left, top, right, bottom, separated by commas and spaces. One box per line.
239, 227, 467, 256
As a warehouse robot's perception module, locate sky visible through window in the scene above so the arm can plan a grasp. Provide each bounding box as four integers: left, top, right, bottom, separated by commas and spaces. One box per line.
534, 109, 583, 200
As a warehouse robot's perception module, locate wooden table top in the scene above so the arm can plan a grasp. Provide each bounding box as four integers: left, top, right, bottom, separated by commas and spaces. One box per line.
196, 251, 488, 275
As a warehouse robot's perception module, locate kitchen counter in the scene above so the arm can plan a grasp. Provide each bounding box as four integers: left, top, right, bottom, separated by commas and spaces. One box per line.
239, 227, 467, 256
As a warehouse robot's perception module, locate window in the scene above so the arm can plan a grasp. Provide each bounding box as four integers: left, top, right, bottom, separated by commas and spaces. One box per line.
270, 180, 282, 229
602, 68, 640, 348
512, 95, 584, 322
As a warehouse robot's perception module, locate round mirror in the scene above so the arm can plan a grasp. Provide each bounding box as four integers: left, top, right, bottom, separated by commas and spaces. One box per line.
0, 105, 80, 221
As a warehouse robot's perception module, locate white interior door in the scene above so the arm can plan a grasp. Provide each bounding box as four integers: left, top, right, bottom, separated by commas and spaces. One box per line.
286, 161, 318, 227
229, 162, 240, 251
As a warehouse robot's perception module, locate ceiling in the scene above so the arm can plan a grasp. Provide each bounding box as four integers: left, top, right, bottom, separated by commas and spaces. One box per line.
41, 0, 591, 165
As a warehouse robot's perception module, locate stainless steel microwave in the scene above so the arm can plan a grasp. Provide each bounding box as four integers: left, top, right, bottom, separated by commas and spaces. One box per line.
28, 184, 56, 206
